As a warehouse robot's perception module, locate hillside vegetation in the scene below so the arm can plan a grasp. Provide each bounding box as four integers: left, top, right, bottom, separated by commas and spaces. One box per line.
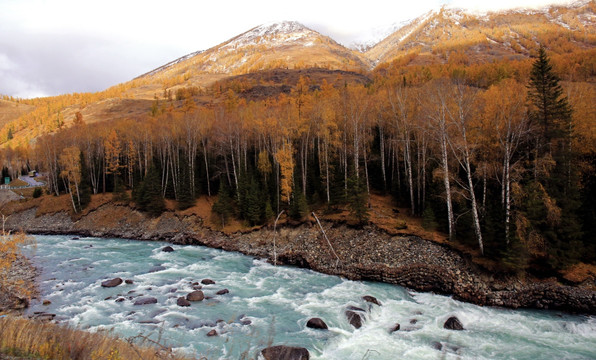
0, 2, 594, 278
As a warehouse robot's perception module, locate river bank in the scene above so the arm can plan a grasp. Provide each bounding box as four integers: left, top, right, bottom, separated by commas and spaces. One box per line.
4, 203, 596, 315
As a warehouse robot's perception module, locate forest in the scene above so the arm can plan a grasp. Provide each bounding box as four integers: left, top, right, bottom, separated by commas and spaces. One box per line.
1, 48, 595, 275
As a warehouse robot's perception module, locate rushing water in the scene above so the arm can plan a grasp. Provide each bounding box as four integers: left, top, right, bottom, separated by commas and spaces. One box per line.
23, 235, 595, 360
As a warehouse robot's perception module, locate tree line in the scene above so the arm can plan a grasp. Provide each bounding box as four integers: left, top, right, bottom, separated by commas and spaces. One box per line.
3, 48, 595, 273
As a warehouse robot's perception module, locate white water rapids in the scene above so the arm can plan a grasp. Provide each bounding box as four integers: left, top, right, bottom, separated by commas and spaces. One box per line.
23, 235, 596, 359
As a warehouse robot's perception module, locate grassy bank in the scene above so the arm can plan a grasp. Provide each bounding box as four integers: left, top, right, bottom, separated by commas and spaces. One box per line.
0, 316, 192, 360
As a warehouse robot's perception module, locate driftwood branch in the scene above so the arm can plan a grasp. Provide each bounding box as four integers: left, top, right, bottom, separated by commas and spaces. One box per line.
312, 212, 340, 267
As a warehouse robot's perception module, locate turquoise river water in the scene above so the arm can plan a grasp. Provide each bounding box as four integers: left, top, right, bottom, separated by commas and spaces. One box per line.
23, 235, 596, 359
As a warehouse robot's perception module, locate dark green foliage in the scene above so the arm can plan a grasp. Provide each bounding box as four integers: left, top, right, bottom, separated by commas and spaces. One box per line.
243, 178, 262, 226
112, 176, 128, 202
212, 180, 234, 227
528, 46, 572, 147
421, 205, 438, 231
524, 47, 582, 270
264, 200, 275, 223
177, 162, 195, 211
290, 190, 309, 220
32, 187, 42, 198
78, 152, 91, 210
133, 163, 165, 217
347, 175, 369, 225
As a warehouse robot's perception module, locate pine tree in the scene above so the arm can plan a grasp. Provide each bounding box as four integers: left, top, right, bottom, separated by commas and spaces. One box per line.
347, 175, 369, 225
212, 180, 234, 227
290, 189, 309, 220
528, 46, 572, 149
134, 163, 165, 217
526, 46, 582, 269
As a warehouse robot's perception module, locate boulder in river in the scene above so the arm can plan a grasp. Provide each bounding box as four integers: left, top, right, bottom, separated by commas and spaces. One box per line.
42, 299, 51, 305
201, 279, 215, 285
206, 329, 218, 337
133, 297, 158, 306
260, 345, 310, 360
125, 279, 134, 284
444, 316, 464, 330
216, 289, 229, 295
390, 323, 400, 333
345, 310, 364, 329
115, 297, 125, 303
161, 246, 174, 253
362, 295, 381, 306
186, 290, 205, 302
306, 318, 328, 330
101, 278, 123, 288
177, 297, 191, 307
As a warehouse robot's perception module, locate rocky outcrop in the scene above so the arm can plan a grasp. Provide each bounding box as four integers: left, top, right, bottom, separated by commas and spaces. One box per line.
5, 204, 596, 314
261, 345, 310, 360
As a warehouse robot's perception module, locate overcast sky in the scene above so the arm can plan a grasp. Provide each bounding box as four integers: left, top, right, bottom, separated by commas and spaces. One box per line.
0, 0, 577, 98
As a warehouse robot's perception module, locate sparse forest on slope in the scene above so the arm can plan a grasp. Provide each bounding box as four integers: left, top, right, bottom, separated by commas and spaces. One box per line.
1, 2, 595, 280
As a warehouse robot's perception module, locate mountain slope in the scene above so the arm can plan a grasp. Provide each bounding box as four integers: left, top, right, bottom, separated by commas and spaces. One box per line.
137, 21, 371, 91
366, 1, 596, 66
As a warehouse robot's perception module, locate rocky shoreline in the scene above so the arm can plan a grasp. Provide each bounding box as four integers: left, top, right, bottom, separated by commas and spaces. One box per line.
0, 255, 38, 313
5, 204, 596, 315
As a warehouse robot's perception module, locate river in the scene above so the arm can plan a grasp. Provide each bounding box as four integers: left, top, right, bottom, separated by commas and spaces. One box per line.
23, 235, 596, 359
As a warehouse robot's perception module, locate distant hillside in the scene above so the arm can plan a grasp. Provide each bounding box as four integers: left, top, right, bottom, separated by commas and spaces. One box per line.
365, 1, 596, 66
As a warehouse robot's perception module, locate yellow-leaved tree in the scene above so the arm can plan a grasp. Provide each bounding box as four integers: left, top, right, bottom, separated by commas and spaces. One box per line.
275, 141, 294, 204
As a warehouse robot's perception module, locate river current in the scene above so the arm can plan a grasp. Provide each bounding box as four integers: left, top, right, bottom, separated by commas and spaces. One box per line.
23, 235, 596, 359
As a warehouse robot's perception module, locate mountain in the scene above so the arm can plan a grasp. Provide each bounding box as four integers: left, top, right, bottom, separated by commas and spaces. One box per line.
365, 1, 596, 66
135, 21, 370, 93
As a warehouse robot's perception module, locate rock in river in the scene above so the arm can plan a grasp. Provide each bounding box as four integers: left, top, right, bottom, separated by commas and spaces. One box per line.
161, 246, 174, 252
306, 318, 328, 330
216, 289, 229, 295
362, 295, 382, 306
177, 297, 191, 307
261, 345, 310, 360
134, 297, 158, 306
444, 316, 464, 330
345, 310, 364, 329
101, 278, 123, 288
186, 290, 205, 302
201, 279, 215, 285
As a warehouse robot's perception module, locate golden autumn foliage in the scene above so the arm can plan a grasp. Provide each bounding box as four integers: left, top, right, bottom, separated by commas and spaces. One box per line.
0, 230, 35, 303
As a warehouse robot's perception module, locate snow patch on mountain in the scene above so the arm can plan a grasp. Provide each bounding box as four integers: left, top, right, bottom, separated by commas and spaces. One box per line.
221, 21, 321, 51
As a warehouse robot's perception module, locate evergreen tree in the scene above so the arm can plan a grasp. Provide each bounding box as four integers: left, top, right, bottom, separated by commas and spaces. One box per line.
526, 46, 582, 270
133, 163, 165, 217
177, 159, 195, 210
528, 46, 572, 149
244, 177, 262, 226
347, 175, 369, 225
212, 180, 234, 227
290, 189, 309, 220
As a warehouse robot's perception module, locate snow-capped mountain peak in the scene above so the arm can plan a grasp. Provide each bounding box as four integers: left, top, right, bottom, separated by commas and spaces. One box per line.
221, 21, 322, 50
